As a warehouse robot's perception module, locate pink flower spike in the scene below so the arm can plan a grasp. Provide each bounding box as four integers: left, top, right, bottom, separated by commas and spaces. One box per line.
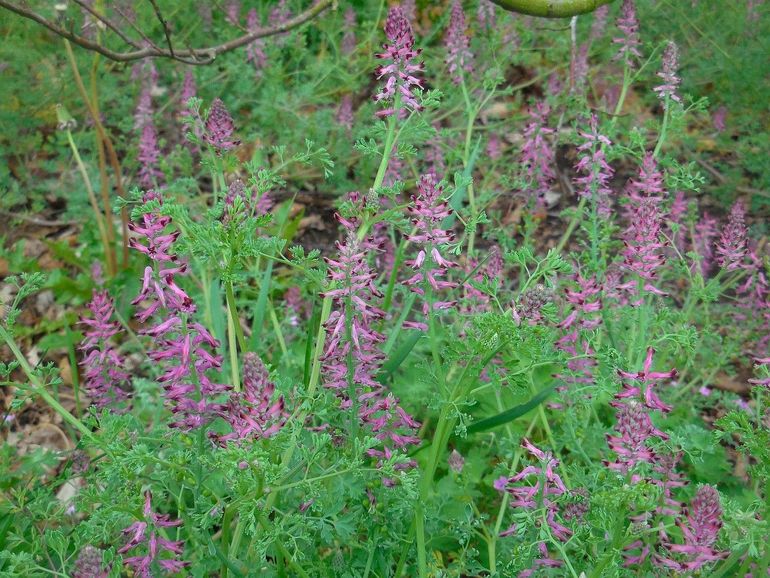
445, 1, 474, 85
715, 200, 748, 271
374, 7, 424, 119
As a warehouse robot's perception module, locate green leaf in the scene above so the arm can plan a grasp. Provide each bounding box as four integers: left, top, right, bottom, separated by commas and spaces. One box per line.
379, 332, 423, 381
466, 384, 557, 434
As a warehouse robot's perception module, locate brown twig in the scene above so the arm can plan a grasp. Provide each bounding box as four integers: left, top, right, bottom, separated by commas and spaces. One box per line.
146, 0, 175, 57
70, 0, 140, 49
0, 0, 335, 64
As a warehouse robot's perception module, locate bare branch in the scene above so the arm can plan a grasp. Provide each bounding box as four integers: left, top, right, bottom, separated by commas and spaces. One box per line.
0, 0, 335, 64
71, 0, 140, 49
146, 0, 175, 57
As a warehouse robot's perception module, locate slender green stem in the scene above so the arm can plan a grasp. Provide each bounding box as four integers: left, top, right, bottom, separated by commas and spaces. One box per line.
653, 97, 671, 158
0, 326, 99, 447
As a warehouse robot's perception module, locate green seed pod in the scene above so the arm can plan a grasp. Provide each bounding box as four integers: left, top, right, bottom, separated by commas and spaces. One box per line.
489, 0, 614, 18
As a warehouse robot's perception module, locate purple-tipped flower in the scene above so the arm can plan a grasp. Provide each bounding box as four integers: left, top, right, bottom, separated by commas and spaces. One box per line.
217, 353, 286, 443
374, 7, 424, 118
269, 0, 292, 45
129, 193, 230, 430
520, 102, 556, 205
495, 439, 572, 573
204, 98, 239, 152
448, 449, 465, 473
574, 114, 614, 216
225, 0, 240, 25
616, 347, 677, 413
79, 291, 131, 409
613, 0, 642, 67
556, 272, 602, 385
137, 123, 163, 189
342, 8, 357, 54
477, 0, 497, 30
322, 233, 420, 460
404, 174, 458, 319
179, 70, 197, 117
119, 491, 187, 577
654, 41, 682, 106
445, 1, 473, 85
246, 9, 268, 76
715, 200, 748, 271
622, 153, 668, 297
605, 401, 667, 473
659, 485, 726, 571
692, 211, 718, 275
589, 4, 610, 41
134, 88, 154, 133
73, 545, 109, 578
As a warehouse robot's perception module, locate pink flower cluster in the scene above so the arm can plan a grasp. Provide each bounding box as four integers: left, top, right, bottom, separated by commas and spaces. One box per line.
520, 102, 555, 205
217, 352, 287, 444
715, 200, 748, 271
613, 0, 642, 67
444, 1, 473, 85
494, 439, 572, 575
204, 98, 239, 152
622, 153, 668, 298
79, 290, 131, 409
556, 271, 602, 385
404, 174, 458, 322
374, 7, 424, 118
654, 41, 682, 106
246, 9, 268, 76
119, 491, 187, 577
129, 193, 230, 430
574, 115, 614, 217
659, 485, 726, 571
322, 233, 420, 469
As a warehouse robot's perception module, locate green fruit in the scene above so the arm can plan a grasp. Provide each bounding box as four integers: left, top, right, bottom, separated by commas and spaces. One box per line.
489, 0, 614, 18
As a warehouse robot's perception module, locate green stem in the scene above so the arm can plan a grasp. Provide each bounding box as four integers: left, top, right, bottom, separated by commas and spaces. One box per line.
653, 97, 671, 158
0, 326, 99, 447
225, 283, 241, 392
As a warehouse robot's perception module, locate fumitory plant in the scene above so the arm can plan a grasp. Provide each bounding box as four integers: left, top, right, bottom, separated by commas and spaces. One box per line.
1, 1, 770, 577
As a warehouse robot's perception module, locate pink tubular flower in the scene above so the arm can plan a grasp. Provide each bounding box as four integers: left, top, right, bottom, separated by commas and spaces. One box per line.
692, 212, 719, 276
613, 0, 642, 67
622, 153, 668, 297
556, 271, 602, 385
225, 0, 240, 25
217, 353, 286, 443
659, 485, 726, 572
246, 9, 268, 76
715, 200, 748, 271
477, 0, 497, 30
605, 401, 666, 473
589, 4, 610, 41
73, 545, 109, 578
137, 123, 163, 189
80, 291, 131, 409
268, 0, 292, 45
129, 193, 230, 430
445, 1, 473, 85
616, 347, 677, 413
322, 233, 420, 460
574, 114, 614, 216
404, 174, 458, 319
654, 41, 681, 106
495, 439, 573, 573
204, 98, 239, 152
179, 70, 197, 118
119, 491, 187, 577
373, 7, 424, 118
134, 88, 154, 133
520, 102, 556, 205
